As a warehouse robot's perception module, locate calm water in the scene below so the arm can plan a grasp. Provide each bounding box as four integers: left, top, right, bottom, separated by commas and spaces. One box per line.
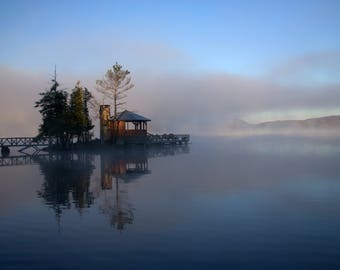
1, 136, 340, 270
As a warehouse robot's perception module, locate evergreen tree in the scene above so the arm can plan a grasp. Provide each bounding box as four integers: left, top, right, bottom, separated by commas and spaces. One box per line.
69, 81, 94, 143
36, 70, 94, 147
83, 87, 94, 142
70, 81, 86, 142
35, 75, 71, 147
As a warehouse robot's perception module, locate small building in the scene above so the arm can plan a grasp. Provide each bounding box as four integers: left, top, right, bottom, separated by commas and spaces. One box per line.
100, 105, 151, 144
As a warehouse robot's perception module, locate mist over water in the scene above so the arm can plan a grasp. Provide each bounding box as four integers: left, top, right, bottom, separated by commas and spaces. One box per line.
1, 1, 340, 268
1, 65, 340, 137
1, 136, 340, 269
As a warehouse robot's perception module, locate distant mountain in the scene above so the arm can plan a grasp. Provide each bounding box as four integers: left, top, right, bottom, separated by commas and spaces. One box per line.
231, 115, 340, 130
230, 119, 254, 129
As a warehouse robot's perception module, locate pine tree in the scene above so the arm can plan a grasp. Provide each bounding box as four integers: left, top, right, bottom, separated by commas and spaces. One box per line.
96, 62, 134, 119
83, 87, 94, 142
70, 81, 86, 142
69, 81, 94, 143
35, 73, 70, 147
36, 70, 94, 148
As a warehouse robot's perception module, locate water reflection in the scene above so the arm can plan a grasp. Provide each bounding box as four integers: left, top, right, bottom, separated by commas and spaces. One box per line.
35, 146, 189, 231
101, 150, 150, 189
2, 138, 340, 269
99, 150, 150, 230
36, 154, 95, 221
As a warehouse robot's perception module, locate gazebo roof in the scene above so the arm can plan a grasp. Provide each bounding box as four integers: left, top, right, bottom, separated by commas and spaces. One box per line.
116, 110, 151, 122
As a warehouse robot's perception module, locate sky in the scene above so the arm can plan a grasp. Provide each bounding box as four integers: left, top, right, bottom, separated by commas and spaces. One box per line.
0, 0, 340, 136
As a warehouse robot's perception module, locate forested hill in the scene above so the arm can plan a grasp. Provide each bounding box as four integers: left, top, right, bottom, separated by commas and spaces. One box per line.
231, 115, 340, 130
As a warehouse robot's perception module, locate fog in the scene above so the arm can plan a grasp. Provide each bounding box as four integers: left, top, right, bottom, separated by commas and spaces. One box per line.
1, 59, 340, 137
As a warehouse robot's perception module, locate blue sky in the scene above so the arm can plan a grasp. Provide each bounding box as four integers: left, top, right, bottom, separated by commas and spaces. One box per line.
0, 0, 340, 135
1, 0, 339, 75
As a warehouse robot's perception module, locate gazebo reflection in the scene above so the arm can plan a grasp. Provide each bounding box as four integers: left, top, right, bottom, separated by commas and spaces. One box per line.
101, 151, 150, 189
99, 151, 150, 231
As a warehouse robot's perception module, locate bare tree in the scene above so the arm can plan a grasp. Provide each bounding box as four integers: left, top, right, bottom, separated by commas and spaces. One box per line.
96, 62, 134, 120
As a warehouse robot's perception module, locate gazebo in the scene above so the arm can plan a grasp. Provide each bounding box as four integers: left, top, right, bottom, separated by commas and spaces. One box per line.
116, 110, 151, 144
99, 105, 151, 144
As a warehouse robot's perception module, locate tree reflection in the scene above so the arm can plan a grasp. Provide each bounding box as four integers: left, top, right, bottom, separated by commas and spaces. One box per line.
36, 145, 189, 231
36, 153, 95, 222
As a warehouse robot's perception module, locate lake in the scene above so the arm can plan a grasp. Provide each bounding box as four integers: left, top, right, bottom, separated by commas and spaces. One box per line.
1, 136, 340, 270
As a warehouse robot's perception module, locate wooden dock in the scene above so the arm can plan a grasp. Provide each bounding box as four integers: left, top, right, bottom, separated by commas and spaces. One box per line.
0, 134, 190, 156
147, 134, 190, 145
0, 136, 56, 155
0, 137, 55, 147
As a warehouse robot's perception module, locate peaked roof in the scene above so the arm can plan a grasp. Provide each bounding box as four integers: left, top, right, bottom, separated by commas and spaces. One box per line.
116, 110, 151, 122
